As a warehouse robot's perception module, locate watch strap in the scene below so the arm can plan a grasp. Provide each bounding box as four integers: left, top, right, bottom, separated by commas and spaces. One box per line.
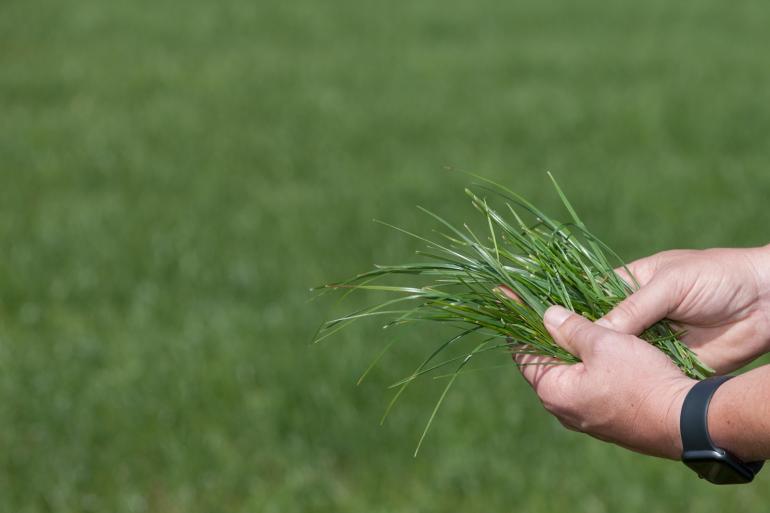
680, 375, 734, 452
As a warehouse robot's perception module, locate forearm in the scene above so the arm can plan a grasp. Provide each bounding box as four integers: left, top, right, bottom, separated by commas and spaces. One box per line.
707, 365, 770, 461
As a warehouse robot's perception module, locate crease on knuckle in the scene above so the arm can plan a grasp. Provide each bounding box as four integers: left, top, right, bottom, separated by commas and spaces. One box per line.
615, 300, 640, 325
561, 317, 591, 344
568, 322, 602, 356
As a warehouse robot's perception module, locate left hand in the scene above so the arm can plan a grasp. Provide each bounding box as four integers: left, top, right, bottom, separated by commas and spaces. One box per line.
514, 305, 696, 459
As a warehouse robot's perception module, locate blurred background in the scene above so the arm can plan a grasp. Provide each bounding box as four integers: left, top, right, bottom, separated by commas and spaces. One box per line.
2, 0, 770, 511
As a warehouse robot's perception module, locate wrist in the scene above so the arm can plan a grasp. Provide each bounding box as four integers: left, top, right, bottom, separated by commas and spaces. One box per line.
707, 378, 740, 457
747, 244, 770, 295
747, 245, 770, 350
706, 371, 768, 462
679, 375, 765, 483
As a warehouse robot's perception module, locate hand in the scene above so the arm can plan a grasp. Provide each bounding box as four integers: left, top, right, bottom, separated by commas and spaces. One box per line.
603, 246, 770, 374
515, 306, 696, 459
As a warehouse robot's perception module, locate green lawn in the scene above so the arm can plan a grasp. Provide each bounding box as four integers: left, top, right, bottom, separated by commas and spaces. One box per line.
2, 0, 770, 511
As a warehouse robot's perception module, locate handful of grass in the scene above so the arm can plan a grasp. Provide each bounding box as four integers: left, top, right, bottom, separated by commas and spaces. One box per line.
314, 174, 713, 453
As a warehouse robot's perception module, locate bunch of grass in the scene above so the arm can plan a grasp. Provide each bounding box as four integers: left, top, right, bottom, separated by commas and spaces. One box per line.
313, 174, 713, 454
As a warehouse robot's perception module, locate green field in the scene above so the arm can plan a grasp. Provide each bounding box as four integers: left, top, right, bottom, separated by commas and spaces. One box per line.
3, 0, 770, 511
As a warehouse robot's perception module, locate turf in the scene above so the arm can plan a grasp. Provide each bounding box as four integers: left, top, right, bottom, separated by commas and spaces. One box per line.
2, 0, 770, 511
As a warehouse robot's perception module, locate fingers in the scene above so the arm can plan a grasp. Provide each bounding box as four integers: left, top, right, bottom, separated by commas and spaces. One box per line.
513, 349, 561, 386
544, 305, 612, 360
597, 277, 675, 335
503, 285, 565, 385
614, 252, 675, 288
498, 285, 521, 303
613, 264, 638, 287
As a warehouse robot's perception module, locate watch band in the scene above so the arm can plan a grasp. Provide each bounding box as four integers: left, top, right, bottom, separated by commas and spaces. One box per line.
680, 375, 764, 484
680, 375, 734, 452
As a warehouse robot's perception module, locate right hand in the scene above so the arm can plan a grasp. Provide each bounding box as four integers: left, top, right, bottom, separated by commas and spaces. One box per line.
601, 245, 770, 374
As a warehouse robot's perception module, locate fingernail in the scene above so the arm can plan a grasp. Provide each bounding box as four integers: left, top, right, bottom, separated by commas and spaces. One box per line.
544, 305, 572, 328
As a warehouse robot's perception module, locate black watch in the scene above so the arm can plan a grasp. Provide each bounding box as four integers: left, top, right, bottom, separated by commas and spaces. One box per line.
680, 375, 764, 484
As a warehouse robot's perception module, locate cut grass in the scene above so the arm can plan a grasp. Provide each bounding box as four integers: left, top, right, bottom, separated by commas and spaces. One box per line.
315, 173, 713, 454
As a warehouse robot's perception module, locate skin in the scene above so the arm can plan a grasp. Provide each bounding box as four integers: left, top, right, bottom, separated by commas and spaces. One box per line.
506, 244, 770, 461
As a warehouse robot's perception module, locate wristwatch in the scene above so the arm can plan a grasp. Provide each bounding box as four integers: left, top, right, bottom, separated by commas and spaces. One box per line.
680, 375, 764, 484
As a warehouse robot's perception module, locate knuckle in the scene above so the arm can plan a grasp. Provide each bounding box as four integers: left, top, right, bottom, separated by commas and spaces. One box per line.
615, 300, 640, 322
575, 418, 597, 433
574, 419, 591, 433
560, 316, 588, 339
562, 318, 596, 347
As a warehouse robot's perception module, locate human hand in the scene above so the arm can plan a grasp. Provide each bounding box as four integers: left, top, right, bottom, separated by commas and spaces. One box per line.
603, 246, 770, 374
515, 305, 695, 459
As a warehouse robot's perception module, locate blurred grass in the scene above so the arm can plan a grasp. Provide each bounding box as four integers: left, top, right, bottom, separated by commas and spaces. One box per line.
2, 0, 770, 511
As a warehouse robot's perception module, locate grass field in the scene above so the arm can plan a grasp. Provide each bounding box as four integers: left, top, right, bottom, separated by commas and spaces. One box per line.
3, 0, 770, 511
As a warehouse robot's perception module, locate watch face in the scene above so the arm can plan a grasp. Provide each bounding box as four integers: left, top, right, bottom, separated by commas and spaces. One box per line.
684, 458, 752, 484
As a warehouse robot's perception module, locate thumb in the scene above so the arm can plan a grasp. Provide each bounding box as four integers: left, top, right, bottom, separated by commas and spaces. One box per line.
597, 277, 675, 335
544, 305, 613, 360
